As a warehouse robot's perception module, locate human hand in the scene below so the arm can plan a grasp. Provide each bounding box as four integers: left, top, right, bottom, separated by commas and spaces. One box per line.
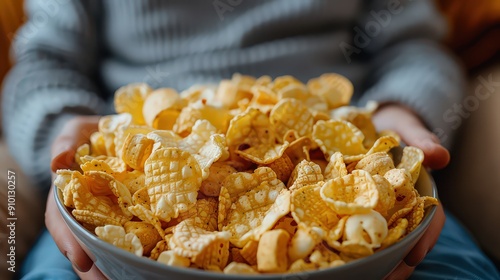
373, 104, 447, 279
45, 115, 106, 279
372, 104, 450, 170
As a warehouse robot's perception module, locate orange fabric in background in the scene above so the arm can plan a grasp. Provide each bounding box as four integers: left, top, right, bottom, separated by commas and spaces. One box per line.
0, 0, 24, 85
0, 0, 24, 134
438, 0, 500, 70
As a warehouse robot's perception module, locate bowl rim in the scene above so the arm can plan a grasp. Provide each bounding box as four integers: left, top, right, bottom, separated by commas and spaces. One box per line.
55, 169, 438, 279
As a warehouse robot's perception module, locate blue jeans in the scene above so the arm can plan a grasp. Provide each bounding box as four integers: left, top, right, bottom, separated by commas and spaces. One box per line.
19, 229, 78, 280
20, 210, 500, 280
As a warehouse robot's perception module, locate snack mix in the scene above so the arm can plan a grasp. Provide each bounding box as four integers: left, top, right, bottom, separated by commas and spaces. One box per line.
54, 73, 438, 274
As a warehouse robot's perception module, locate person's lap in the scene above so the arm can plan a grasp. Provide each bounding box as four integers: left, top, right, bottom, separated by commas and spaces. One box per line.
20, 210, 500, 280
19, 229, 78, 280
410, 210, 500, 280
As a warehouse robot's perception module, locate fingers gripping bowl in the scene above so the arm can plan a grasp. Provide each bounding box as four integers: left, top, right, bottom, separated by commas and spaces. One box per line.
53, 74, 438, 279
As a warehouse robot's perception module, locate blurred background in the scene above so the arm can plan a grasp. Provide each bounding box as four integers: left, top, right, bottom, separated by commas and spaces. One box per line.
1, 0, 499, 275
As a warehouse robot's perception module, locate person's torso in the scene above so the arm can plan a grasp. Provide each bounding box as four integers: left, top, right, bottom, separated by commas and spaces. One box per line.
99, 0, 366, 97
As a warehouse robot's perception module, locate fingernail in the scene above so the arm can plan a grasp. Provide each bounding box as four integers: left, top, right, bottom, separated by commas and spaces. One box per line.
64, 252, 82, 272
73, 262, 84, 273
430, 133, 441, 144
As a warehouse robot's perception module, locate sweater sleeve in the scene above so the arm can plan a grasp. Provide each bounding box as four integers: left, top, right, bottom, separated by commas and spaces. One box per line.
1, 0, 107, 190
356, 0, 466, 148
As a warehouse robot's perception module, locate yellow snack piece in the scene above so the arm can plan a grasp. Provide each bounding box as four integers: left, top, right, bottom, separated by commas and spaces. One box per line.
256, 229, 290, 273
313, 120, 367, 159
291, 184, 340, 242
114, 125, 155, 158
78, 170, 114, 197
147, 130, 182, 152
288, 259, 317, 273
223, 262, 258, 274
218, 187, 232, 231
121, 134, 154, 171
200, 162, 237, 197
324, 152, 348, 180
285, 135, 312, 165
250, 85, 278, 106
384, 169, 418, 226
272, 75, 304, 94
215, 74, 254, 109
397, 146, 425, 184
132, 187, 150, 209
148, 120, 228, 180
320, 170, 379, 215
124, 221, 163, 256
150, 239, 169, 261
173, 105, 202, 137
80, 158, 115, 175
95, 225, 143, 256
178, 198, 218, 231
75, 144, 90, 166
222, 168, 290, 247
355, 152, 395, 176
287, 160, 324, 191
288, 224, 322, 262
69, 172, 131, 227
53, 169, 75, 193
330, 102, 378, 147
309, 243, 342, 268
127, 204, 165, 238
226, 108, 288, 165
336, 243, 374, 259
343, 135, 400, 163
372, 175, 396, 217
157, 251, 191, 267
221, 167, 276, 200
116, 170, 145, 194
90, 131, 107, 156
144, 148, 202, 222
307, 73, 353, 109
343, 210, 388, 249
270, 98, 314, 142
406, 196, 438, 233
99, 113, 133, 156
72, 209, 123, 229
179, 84, 216, 105
170, 219, 231, 270
142, 88, 183, 127
379, 218, 408, 250
114, 83, 152, 125
261, 153, 294, 184
178, 120, 228, 179
240, 240, 259, 266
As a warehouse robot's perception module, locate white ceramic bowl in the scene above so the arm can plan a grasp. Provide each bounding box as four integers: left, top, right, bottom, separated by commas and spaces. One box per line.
55, 169, 437, 280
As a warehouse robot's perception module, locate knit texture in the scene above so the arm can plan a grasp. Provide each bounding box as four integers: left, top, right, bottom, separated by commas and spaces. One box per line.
2, 0, 465, 189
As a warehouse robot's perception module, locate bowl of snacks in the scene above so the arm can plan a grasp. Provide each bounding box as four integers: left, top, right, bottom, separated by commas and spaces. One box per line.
54, 73, 438, 280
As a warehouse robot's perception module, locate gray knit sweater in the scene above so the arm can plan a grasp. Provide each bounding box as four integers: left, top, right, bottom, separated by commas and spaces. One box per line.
2, 0, 465, 189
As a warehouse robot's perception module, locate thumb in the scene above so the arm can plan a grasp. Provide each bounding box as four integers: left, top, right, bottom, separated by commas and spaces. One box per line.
50, 115, 100, 172
373, 105, 450, 170
51, 136, 78, 172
